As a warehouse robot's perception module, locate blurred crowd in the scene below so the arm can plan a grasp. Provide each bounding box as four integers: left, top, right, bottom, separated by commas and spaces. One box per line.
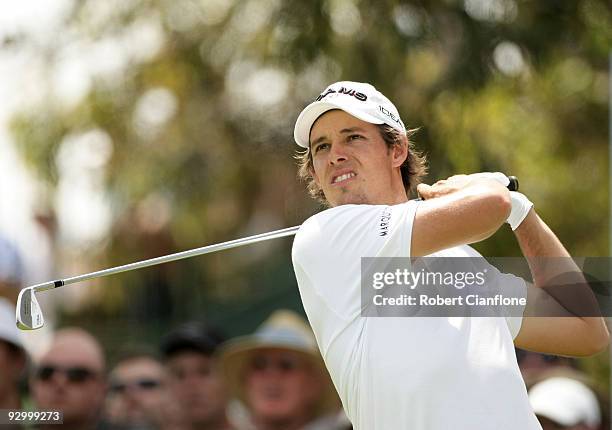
0, 236, 609, 430
1, 298, 349, 430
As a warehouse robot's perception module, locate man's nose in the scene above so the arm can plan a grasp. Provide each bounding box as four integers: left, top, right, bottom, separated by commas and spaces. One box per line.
329, 142, 348, 165
48, 372, 70, 387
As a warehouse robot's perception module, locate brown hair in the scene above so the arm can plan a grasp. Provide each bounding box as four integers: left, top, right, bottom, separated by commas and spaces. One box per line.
296, 124, 428, 205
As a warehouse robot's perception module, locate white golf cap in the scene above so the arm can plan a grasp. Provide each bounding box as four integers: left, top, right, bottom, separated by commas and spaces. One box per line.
528, 376, 601, 427
0, 297, 25, 352
293, 81, 406, 148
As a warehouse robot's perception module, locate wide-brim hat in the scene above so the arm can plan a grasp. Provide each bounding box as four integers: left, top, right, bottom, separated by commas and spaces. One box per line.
219, 310, 340, 415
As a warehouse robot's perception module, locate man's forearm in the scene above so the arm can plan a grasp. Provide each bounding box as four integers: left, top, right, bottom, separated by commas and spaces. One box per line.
514, 210, 608, 346
514, 210, 574, 282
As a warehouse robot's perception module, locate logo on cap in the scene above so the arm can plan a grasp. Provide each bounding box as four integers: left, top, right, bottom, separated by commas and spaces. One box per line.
315, 87, 368, 102
378, 106, 402, 125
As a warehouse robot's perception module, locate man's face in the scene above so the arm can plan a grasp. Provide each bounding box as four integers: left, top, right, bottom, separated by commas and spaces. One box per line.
31, 338, 106, 426
244, 349, 322, 425
310, 110, 407, 206
165, 351, 228, 426
106, 357, 169, 426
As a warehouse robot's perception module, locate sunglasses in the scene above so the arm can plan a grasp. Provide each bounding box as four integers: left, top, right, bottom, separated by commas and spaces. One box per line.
250, 355, 304, 373
36, 365, 97, 383
109, 378, 161, 394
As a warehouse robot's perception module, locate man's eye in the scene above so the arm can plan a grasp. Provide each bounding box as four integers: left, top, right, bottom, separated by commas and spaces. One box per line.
348, 134, 363, 141
314, 143, 330, 153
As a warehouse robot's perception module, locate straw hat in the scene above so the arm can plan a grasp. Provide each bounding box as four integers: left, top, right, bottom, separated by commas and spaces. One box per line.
219, 310, 340, 415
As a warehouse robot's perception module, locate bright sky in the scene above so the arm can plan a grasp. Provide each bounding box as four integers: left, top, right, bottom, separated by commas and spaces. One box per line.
0, 0, 74, 284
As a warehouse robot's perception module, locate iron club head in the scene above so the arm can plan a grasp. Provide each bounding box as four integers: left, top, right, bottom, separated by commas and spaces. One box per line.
16, 287, 44, 330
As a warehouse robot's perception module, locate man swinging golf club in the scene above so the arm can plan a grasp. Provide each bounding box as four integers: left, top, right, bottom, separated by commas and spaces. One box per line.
291, 81, 609, 429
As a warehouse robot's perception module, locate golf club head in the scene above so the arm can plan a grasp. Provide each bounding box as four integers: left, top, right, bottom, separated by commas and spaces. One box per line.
16, 287, 44, 330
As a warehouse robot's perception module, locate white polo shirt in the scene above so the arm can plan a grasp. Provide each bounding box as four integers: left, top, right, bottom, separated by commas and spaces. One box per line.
292, 201, 542, 430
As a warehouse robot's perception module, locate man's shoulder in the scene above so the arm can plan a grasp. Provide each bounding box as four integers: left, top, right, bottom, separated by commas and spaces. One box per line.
296, 204, 390, 242
293, 202, 417, 258
302, 203, 380, 221
299, 202, 416, 230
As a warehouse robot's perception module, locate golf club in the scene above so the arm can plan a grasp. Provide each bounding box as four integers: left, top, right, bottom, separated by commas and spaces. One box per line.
16, 176, 519, 330
16, 225, 299, 330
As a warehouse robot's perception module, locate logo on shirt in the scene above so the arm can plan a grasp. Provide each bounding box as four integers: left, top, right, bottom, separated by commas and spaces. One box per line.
379, 207, 391, 236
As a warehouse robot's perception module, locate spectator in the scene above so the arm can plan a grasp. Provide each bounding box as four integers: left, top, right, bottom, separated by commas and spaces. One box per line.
219, 310, 345, 430
529, 375, 602, 430
30, 327, 107, 430
160, 322, 232, 430
105, 348, 182, 430
0, 298, 27, 409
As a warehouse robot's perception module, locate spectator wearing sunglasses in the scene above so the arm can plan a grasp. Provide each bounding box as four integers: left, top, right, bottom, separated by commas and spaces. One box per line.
30, 327, 106, 430
0, 298, 28, 409
160, 322, 232, 430
104, 348, 182, 430
219, 310, 347, 430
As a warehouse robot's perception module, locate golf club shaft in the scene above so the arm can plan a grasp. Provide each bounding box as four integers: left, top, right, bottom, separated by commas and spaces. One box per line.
29, 175, 519, 294
31, 225, 300, 293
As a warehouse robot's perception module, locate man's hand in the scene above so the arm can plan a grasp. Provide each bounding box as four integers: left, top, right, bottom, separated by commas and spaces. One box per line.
411, 173, 511, 256
417, 172, 510, 200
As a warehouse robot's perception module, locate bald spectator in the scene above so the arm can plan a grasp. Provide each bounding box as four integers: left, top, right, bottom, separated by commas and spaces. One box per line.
160, 322, 232, 430
104, 348, 182, 429
0, 298, 27, 409
219, 310, 346, 430
31, 327, 107, 430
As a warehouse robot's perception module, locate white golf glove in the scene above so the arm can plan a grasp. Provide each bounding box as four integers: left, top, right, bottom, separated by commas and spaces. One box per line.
507, 191, 533, 230
471, 172, 533, 230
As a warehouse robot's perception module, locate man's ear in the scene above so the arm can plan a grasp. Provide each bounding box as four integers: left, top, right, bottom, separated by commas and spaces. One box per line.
391, 136, 409, 168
